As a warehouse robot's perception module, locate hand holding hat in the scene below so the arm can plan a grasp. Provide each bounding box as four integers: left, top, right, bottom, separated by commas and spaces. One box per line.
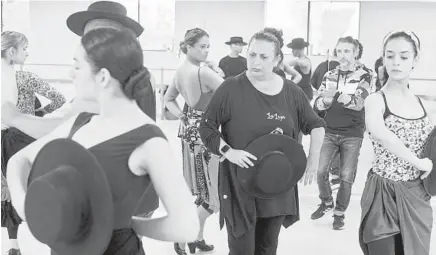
224, 148, 257, 169
235, 134, 307, 199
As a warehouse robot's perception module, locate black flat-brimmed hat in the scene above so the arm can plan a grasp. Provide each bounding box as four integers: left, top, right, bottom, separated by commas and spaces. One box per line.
287, 38, 309, 49
67, 1, 144, 37
422, 127, 436, 196
25, 138, 113, 255
225, 36, 247, 45
236, 134, 307, 199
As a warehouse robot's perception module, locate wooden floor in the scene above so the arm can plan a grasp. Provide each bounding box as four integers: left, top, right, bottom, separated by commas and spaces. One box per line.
2, 119, 436, 255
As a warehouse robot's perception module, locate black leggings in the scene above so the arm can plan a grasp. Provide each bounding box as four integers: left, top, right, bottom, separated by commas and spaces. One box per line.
7, 225, 18, 239
367, 234, 404, 255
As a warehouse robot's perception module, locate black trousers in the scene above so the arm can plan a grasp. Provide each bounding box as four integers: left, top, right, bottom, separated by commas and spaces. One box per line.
367, 234, 404, 255
226, 215, 285, 255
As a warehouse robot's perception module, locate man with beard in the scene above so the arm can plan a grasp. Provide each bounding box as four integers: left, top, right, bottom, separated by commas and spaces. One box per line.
311, 36, 373, 230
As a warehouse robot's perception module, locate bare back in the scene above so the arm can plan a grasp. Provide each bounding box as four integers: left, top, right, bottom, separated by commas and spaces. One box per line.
174, 62, 215, 111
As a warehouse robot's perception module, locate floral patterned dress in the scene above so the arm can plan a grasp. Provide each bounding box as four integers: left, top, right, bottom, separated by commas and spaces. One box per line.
178, 107, 220, 213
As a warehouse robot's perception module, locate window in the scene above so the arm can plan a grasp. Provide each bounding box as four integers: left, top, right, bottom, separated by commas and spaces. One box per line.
1, 1, 31, 34
309, 2, 360, 56
265, 0, 309, 54
138, 0, 175, 51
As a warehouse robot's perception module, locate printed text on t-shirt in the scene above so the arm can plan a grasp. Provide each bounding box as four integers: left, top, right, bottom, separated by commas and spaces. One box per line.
266, 112, 286, 121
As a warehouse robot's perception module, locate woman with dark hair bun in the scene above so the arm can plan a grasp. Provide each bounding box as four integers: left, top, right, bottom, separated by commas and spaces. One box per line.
7, 28, 199, 255
164, 27, 223, 255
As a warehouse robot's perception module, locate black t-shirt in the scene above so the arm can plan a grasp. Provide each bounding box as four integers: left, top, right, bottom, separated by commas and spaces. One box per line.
199, 73, 326, 238
218, 55, 247, 79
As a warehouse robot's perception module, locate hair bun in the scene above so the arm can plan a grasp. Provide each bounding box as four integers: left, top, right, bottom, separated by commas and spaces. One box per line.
123, 66, 152, 101
263, 27, 284, 48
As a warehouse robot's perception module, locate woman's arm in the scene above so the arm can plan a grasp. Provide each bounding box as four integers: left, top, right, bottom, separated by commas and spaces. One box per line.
163, 77, 184, 119
7, 116, 78, 220
283, 64, 302, 84
1, 101, 67, 138
365, 93, 424, 167
129, 137, 199, 242
294, 88, 326, 185
205, 60, 225, 78
26, 72, 66, 113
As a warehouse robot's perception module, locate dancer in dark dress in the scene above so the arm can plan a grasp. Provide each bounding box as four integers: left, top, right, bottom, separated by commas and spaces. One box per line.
66, 0, 159, 220
7, 28, 200, 255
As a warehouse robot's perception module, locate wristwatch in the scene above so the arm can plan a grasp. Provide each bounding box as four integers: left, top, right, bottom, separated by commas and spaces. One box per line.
220, 145, 231, 155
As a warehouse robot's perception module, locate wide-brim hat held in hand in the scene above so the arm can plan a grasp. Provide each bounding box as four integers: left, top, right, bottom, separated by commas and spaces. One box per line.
236, 134, 307, 199
67, 1, 144, 37
25, 138, 113, 255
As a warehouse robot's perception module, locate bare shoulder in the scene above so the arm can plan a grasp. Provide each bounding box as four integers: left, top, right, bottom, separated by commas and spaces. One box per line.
365, 92, 386, 114
199, 65, 218, 78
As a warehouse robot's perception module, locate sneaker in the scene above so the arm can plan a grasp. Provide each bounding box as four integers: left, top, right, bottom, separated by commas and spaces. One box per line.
6, 249, 21, 255
333, 214, 345, 230
311, 202, 334, 220
330, 178, 340, 190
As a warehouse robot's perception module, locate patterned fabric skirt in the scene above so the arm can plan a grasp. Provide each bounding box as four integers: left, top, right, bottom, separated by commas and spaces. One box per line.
178, 108, 219, 213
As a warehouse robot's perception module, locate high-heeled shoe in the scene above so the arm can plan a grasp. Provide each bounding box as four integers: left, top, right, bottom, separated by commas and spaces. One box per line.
174, 243, 187, 255
187, 240, 214, 254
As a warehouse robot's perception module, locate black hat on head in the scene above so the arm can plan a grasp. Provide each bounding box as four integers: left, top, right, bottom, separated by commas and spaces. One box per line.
287, 38, 309, 49
225, 36, 247, 46
67, 1, 144, 37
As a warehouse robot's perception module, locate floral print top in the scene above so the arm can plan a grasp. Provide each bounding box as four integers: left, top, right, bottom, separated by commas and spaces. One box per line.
370, 93, 434, 182
15, 71, 66, 115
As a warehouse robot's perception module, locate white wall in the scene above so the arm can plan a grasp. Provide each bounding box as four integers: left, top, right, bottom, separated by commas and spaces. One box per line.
359, 1, 436, 82
5, 0, 435, 96
175, 1, 265, 65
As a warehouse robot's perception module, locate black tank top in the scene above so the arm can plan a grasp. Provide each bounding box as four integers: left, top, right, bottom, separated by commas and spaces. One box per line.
68, 112, 166, 230
295, 60, 313, 100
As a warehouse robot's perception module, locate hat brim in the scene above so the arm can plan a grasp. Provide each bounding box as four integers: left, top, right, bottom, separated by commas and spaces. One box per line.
423, 128, 436, 196
286, 42, 309, 49
236, 134, 307, 199
26, 138, 113, 255
66, 10, 144, 37
225, 41, 248, 46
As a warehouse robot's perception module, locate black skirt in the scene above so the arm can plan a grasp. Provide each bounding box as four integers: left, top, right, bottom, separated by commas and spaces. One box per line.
1, 128, 36, 228
104, 229, 145, 255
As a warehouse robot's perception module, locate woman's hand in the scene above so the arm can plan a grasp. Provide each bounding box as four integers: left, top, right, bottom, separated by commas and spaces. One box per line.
415, 158, 433, 179
224, 149, 257, 168
179, 114, 189, 126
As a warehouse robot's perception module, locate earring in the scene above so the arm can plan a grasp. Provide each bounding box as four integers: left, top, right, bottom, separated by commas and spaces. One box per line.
9, 60, 13, 65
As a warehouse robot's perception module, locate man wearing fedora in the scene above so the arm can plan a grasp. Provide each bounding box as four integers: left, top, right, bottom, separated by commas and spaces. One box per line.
66, 0, 159, 221
287, 38, 313, 101
218, 36, 247, 79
